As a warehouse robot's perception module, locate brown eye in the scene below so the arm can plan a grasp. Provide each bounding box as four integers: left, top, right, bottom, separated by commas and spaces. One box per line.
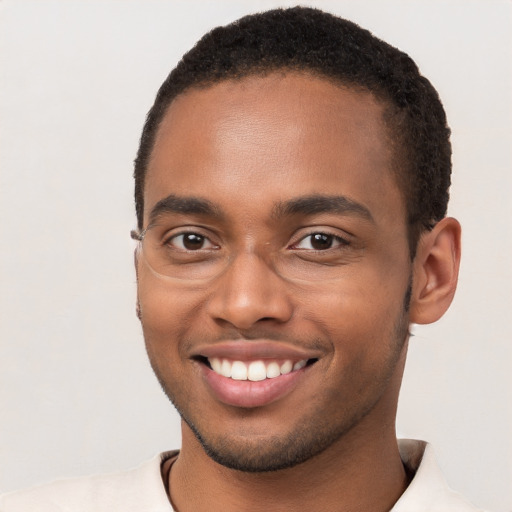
293, 232, 349, 251
310, 233, 333, 250
183, 233, 205, 250
168, 233, 216, 251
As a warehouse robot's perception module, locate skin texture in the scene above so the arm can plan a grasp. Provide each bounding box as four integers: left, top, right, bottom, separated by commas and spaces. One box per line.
136, 73, 461, 512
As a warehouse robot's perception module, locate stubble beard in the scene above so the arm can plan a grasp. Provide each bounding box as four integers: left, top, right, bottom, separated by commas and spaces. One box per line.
145, 286, 411, 473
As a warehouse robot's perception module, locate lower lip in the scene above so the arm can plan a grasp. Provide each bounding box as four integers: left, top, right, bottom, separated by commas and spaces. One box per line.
200, 364, 309, 408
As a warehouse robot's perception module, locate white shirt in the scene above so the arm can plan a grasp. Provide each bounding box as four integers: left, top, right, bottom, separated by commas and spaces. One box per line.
0, 440, 484, 511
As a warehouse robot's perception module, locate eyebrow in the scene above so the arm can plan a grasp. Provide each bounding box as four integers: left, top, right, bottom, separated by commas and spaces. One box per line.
148, 194, 223, 226
273, 194, 374, 222
147, 193, 374, 227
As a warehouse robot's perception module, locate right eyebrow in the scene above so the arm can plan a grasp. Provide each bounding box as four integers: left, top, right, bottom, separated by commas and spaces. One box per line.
147, 194, 224, 227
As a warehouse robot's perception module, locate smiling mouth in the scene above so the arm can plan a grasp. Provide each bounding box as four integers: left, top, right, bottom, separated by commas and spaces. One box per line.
196, 356, 318, 382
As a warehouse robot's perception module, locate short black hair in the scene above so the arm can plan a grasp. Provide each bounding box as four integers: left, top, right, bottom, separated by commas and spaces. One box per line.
134, 6, 451, 256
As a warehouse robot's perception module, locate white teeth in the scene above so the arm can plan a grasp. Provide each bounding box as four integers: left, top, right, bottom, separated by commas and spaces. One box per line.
210, 358, 222, 374
220, 359, 232, 378
208, 358, 311, 380
248, 361, 267, 381
231, 361, 248, 380
293, 360, 307, 371
280, 360, 293, 374
266, 361, 281, 379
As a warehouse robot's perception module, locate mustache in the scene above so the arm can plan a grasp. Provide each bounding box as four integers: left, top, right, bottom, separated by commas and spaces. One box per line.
179, 326, 328, 353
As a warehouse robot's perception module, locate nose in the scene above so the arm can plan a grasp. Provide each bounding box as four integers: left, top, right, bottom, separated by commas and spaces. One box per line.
207, 252, 293, 330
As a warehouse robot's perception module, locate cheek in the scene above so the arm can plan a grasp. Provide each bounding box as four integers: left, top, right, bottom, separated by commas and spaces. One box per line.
302, 270, 406, 322
298, 265, 409, 352
137, 269, 205, 357
300, 279, 408, 408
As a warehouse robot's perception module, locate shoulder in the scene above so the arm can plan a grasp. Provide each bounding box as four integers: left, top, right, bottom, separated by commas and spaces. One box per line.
393, 440, 486, 512
0, 452, 177, 512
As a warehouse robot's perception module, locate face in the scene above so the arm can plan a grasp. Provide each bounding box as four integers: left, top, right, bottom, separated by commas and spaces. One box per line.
137, 73, 413, 471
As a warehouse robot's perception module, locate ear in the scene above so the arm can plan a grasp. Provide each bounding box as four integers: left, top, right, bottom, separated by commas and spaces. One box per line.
409, 217, 461, 325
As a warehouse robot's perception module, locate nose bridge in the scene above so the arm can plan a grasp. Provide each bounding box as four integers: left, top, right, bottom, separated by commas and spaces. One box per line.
207, 249, 293, 329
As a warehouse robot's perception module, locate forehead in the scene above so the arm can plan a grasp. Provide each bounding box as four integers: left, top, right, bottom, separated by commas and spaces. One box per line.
145, 72, 404, 226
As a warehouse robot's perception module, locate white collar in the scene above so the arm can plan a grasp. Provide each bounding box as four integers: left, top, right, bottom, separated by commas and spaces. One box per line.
392, 439, 483, 511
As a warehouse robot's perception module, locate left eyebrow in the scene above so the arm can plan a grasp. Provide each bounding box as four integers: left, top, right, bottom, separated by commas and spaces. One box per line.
272, 194, 374, 223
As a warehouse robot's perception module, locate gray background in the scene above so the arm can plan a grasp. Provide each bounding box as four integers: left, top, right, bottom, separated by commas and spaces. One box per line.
1, 1, 511, 511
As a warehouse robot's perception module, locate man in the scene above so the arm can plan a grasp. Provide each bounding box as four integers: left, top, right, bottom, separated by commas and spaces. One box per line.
1, 6, 483, 511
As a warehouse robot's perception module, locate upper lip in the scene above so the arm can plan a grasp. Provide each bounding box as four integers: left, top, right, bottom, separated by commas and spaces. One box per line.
193, 340, 324, 361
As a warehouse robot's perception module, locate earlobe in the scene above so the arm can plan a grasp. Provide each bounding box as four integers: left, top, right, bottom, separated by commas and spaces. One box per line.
409, 217, 461, 325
